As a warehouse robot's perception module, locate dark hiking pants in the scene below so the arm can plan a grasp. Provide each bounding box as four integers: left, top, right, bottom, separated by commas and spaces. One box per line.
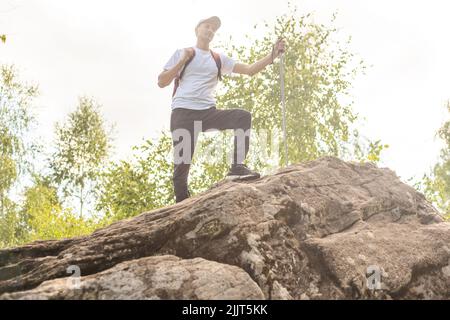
170, 106, 252, 203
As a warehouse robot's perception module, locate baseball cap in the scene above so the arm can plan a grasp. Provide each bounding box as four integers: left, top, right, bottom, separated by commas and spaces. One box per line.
195, 16, 221, 32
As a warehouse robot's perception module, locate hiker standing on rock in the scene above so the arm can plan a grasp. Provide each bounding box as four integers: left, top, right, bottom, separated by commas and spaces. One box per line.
158, 16, 286, 203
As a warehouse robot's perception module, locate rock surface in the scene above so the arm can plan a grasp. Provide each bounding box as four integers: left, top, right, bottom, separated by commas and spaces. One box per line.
0, 255, 264, 300
0, 157, 449, 299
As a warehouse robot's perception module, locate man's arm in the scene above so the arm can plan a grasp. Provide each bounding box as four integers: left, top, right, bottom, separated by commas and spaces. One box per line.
232, 39, 285, 77
157, 48, 194, 88
232, 55, 273, 77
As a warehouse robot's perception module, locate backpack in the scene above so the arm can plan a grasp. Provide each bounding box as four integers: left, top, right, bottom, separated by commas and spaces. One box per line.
172, 47, 222, 97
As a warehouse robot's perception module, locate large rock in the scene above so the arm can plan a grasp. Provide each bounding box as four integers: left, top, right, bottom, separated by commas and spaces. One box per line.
0, 157, 448, 299
0, 255, 264, 300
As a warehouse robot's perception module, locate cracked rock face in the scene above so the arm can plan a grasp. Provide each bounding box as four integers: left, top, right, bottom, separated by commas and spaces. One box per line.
0, 157, 448, 299
0, 256, 264, 300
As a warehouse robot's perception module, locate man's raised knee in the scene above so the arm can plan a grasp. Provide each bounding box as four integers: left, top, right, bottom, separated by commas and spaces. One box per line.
238, 110, 252, 127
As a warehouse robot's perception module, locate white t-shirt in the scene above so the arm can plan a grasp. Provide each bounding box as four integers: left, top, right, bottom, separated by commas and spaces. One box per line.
163, 46, 236, 110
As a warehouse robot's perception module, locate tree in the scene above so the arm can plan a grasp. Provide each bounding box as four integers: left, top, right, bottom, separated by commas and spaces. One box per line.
0, 35, 5, 43
216, 6, 386, 169
50, 96, 112, 218
21, 175, 99, 242
0, 130, 17, 215
0, 197, 28, 248
96, 133, 174, 222
0, 65, 38, 209
0, 65, 38, 247
1, 174, 104, 249
419, 101, 450, 219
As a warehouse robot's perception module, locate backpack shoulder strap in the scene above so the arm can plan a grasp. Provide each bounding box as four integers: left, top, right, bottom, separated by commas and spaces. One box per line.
172, 47, 195, 97
210, 50, 222, 81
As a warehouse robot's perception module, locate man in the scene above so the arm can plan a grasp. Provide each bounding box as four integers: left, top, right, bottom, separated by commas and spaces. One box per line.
158, 16, 285, 203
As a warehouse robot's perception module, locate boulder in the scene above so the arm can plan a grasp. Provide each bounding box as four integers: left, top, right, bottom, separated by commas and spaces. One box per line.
0, 255, 264, 300
0, 157, 448, 299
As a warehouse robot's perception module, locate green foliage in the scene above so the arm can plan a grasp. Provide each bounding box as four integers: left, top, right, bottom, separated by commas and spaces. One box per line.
216, 8, 377, 167
0, 69, 108, 248
0, 65, 39, 179
0, 197, 28, 248
96, 132, 174, 222
352, 136, 390, 164
0, 175, 101, 249
50, 96, 112, 217
0, 65, 39, 246
0, 153, 17, 195
366, 140, 390, 163
21, 176, 99, 242
0, 35, 5, 43
419, 101, 450, 219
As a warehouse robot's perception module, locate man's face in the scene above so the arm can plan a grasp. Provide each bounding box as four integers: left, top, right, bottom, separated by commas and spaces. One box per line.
195, 22, 216, 42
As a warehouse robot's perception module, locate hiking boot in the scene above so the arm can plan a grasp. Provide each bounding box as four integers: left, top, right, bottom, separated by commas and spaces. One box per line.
227, 164, 261, 178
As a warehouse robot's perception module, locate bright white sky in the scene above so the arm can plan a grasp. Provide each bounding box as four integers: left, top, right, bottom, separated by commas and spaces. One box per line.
1, 0, 449, 183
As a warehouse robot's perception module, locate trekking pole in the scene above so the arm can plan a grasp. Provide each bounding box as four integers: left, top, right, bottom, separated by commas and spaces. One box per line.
279, 50, 288, 167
